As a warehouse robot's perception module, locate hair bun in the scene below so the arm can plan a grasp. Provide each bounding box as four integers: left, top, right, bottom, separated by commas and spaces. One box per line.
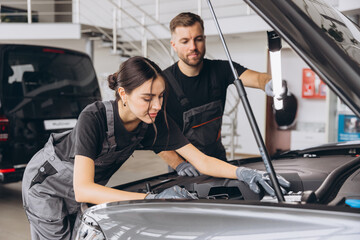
107, 73, 118, 90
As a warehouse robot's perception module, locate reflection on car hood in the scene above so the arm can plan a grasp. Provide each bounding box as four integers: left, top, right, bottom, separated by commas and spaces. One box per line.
244, 0, 360, 117
278, 140, 360, 156
85, 201, 360, 239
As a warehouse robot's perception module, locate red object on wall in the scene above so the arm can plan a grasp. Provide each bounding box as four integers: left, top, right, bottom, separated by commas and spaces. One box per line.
302, 68, 326, 99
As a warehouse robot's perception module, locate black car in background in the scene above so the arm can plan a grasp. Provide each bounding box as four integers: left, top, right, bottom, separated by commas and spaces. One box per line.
76, 0, 360, 239
0, 44, 101, 183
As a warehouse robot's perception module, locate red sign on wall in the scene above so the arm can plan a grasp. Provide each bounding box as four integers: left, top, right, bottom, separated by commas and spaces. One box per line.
302, 68, 326, 99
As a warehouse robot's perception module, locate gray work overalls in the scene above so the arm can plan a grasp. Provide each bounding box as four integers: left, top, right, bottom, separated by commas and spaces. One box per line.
22, 101, 148, 240
163, 70, 226, 160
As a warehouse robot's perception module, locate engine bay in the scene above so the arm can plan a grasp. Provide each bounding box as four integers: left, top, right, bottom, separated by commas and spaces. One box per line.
115, 153, 360, 206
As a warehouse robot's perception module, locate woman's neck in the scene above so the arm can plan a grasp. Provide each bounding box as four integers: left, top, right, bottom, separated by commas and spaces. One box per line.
118, 101, 141, 132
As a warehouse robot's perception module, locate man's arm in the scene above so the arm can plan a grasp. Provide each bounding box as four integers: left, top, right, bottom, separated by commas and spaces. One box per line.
239, 69, 271, 90
158, 150, 200, 177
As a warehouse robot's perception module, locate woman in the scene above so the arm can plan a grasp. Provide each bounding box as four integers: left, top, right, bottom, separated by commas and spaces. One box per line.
22, 56, 289, 240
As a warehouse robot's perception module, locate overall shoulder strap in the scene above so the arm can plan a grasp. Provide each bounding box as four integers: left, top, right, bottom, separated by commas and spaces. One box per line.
163, 68, 191, 110
208, 61, 222, 99
102, 101, 116, 153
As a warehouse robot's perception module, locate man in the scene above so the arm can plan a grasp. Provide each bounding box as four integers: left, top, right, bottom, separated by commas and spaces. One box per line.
162, 12, 275, 177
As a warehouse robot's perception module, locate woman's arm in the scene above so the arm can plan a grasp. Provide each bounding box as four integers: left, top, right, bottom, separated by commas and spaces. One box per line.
164, 144, 290, 196
173, 144, 238, 179
73, 155, 146, 204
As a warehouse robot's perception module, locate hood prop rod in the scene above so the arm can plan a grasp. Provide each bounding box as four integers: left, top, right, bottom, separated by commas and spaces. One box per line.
206, 0, 285, 202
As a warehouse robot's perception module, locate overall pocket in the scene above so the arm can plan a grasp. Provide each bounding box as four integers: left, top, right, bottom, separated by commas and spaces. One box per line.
183, 100, 223, 148
186, 116, 222, 148
30, 160, 58, 189
25, 159, 68, 222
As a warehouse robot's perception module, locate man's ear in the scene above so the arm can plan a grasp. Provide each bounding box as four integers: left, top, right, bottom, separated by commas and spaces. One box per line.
170, 39, 177, 52
118, 87, 127, 103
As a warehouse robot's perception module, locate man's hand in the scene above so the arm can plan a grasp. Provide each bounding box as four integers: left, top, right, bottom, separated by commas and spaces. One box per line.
145, 185, 198, 199
265, 79, 288, 99
236, 167, 290, 196
176, 162, 200, 177
158, 150, 187, 170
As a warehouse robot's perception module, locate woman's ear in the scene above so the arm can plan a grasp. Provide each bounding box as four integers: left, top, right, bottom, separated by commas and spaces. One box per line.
118, 87, 127, 103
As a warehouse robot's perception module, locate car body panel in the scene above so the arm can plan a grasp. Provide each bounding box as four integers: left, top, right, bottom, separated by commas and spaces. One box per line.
79, 148, 360, 239
86, 201, 360, 240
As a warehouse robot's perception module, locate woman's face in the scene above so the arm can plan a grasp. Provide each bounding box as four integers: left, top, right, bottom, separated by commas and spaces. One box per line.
125, 75, 165, 124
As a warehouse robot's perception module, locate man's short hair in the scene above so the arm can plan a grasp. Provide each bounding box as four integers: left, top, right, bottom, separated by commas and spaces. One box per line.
170, 12, 204, 35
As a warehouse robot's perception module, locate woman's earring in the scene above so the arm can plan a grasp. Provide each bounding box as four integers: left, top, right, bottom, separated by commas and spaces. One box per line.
123, 102, 126, 107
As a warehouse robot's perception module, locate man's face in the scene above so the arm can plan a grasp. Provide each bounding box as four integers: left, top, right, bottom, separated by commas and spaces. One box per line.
171, 22, 206, 67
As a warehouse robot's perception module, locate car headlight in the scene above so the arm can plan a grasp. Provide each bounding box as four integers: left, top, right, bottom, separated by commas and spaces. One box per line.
75, 215, 105, 240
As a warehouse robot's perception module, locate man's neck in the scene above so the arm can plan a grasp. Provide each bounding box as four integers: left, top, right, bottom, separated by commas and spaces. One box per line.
178, 60, 203, 77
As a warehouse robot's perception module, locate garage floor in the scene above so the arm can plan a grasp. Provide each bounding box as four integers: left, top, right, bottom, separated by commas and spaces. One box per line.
0, 151, 168, 240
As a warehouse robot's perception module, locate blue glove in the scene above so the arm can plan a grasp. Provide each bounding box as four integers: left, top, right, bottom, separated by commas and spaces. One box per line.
236, 167, 290, 196
265, 79, 288, 99
145, 185, 198, 199
176, 162, 200, 177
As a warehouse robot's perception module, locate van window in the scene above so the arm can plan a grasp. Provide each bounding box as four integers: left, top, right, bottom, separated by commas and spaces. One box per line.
2, 47, 101, 115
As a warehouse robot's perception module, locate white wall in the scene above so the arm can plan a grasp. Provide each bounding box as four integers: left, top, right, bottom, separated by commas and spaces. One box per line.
79, 0, 113, 28
206, 34, 269, 156
92, 40, 127, 101
282, 49, 327, 125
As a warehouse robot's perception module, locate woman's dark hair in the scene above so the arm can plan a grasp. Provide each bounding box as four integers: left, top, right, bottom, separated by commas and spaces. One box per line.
108, 56, 163, 98
107, 56, 169, 146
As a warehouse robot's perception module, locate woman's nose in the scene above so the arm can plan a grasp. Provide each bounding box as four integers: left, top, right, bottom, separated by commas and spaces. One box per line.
152, 98, 162, 110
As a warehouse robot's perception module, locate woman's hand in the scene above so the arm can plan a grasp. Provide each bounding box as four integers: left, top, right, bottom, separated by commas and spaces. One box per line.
145, 185, 198, 199
236, 167, 290, 196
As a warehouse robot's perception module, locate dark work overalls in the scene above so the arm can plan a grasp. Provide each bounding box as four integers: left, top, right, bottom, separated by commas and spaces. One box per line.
163, 69, 227, 160
22, 101, 148, 240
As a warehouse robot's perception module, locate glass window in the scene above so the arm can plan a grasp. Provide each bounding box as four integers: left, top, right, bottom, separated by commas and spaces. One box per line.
2, 46, 101, 117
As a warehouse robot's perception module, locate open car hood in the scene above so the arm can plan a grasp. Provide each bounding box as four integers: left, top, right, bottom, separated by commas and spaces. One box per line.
244, 0, 360, 117
85, 201, 360, 239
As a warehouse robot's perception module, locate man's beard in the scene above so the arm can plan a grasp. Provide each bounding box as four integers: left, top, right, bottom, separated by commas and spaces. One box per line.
180, 50, 205, 67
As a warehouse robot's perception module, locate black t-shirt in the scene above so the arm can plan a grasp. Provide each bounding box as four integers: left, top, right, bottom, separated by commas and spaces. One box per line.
54, 100, 189, 163
164, 59, 247, 129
